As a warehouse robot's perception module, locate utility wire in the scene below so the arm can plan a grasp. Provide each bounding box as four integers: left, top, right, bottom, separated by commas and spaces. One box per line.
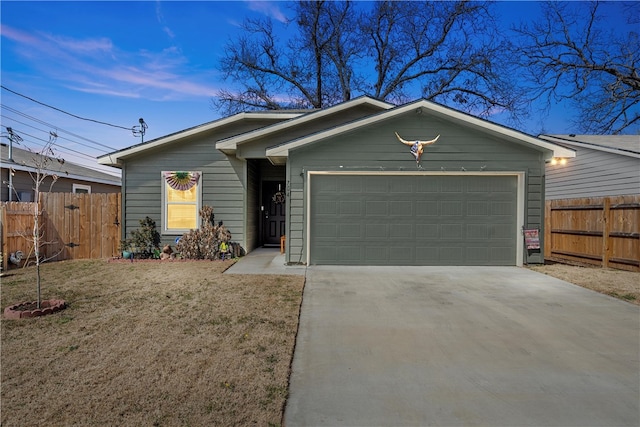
1, 113, 111, 156
8, 128, 108, 163
1, 85, 133, 131
7, 136, 122, 177
4, 127, 122, 175
1, 104, 116, 151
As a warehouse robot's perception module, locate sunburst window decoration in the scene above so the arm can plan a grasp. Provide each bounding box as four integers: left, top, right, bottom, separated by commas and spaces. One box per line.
164, 171, 201, 191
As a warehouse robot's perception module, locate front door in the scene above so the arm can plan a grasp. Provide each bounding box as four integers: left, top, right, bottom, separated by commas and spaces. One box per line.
262, 181, 286, 246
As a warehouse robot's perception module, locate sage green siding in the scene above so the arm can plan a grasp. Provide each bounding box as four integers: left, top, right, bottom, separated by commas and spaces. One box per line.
121, 119, 279, 249
236, 104, 386, 159
287, 112, 546, 265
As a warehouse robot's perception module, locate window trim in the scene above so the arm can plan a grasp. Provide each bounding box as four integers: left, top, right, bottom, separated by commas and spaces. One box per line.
161, 171, 202, 235
72, 183, 91, 194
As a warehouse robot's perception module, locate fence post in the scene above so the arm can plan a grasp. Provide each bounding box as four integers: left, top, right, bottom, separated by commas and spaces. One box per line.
1, 203, 6, 272
544, 201, 551, 259
602, 197, 611, 269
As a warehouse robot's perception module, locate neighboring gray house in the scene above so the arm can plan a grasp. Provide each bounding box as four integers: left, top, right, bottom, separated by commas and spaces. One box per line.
538, 135, 639, 200
1, 143, 121, 202
99, 97, 574, 267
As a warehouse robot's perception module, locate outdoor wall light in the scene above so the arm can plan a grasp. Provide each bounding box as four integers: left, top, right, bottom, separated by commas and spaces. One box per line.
548, 157, 568, 165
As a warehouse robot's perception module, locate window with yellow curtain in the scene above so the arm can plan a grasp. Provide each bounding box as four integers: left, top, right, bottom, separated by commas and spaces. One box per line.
162, 171, 201, 233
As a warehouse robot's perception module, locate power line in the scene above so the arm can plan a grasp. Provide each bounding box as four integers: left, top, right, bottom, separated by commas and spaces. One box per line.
0, 105, 124, 175
1, 85, 133, 131
1, 113, 111, 156
7, 127, 106, 162
5, 134, 122, 177
1, 104, 117, 152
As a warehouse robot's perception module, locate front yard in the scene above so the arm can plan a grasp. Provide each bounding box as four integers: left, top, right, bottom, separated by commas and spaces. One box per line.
2, 257, 637, 426
1, 259, 305, 426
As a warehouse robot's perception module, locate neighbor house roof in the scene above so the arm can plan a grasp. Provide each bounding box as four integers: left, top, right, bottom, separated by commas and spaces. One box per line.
1, 143, 121, 186
538, 134, 640, 158
265, 99, 576, 165
215, 96, 394, 155
98, 111, 303, 167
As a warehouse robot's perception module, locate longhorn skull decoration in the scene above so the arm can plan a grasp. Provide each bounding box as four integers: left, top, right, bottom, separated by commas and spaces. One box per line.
395, 132, 440, 168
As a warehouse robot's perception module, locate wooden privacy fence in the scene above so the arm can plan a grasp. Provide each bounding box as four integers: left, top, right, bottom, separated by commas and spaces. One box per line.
1, 192, 121, 270
544, 195, 640, 272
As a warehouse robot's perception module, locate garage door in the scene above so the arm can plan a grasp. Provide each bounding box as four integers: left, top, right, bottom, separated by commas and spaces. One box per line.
309, 174, 519, 265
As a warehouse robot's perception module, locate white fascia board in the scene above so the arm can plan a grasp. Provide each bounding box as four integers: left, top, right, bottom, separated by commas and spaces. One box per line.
97, 112, 301, 166
417, 102, 575, 159
267, 100, 576, 161
539, 135, 640, 159
216, 97, 393, 152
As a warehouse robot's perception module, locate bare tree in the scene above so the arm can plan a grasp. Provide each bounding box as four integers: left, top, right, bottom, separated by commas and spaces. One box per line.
12, 131, 66, 308
215, 1, 358, 113
214, 0, 524, 121
361, 1, 523, 117
514, 1, 640, 134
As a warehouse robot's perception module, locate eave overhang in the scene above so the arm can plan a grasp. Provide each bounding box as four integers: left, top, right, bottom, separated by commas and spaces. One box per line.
539, 135, 640, 159
98, 111, 303, 167
266, 99, 576, 164
215, 96, 394, 156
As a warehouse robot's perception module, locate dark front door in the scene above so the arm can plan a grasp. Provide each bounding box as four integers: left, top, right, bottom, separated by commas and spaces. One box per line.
262, 181, 286, 246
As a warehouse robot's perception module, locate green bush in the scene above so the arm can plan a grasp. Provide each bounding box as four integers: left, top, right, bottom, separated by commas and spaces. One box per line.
129, 216, 161, 258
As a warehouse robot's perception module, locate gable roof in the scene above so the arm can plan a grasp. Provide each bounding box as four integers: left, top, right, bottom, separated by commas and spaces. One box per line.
265, 99, 576, 165
538, 134, 640, 159
98, 110, 303, 167
1, 143, 121, 186
215, 96, 394, 155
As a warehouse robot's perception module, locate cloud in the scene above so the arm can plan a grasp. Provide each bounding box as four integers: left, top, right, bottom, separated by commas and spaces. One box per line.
246, 1, 288, 23
162, 26, 175, 39
1, 24, 220, 101
44, 34, 113, 54
64, 83, 141, 99
0, 24, 41, 45
155, 1, 176, 39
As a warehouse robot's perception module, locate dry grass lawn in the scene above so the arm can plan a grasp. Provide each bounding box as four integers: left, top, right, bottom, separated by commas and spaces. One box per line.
1, 259, 305, 426
528, 262, 640, 305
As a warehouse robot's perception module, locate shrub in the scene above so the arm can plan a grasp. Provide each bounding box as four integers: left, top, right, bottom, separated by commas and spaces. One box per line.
176, 206, 242, 260
129, 216, 161, 258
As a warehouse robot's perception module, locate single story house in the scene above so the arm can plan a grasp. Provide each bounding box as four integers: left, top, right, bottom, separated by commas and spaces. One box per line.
537, 134, 639, 200
2, 143, 121, 202
98, 97, 574, 266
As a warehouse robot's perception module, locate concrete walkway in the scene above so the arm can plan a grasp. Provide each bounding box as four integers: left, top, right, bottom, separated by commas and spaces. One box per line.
285, 265, 640, 427
223, 247, 306, 275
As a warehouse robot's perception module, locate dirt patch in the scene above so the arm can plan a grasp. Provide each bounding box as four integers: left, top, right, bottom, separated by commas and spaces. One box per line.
528, 263, 640, 305
1, 259, 305, 426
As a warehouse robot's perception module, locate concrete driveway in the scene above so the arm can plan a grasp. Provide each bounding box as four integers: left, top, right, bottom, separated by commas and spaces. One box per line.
284, 266, 639, 427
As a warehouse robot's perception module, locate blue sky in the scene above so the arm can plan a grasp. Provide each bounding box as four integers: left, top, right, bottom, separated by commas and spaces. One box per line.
0, 1, 624, 175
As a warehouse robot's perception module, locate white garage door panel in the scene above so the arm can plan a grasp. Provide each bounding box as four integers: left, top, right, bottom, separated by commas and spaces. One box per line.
309, 174, 519, 266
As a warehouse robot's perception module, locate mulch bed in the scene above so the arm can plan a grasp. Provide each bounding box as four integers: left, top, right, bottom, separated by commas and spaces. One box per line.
107, 257, 235, 263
